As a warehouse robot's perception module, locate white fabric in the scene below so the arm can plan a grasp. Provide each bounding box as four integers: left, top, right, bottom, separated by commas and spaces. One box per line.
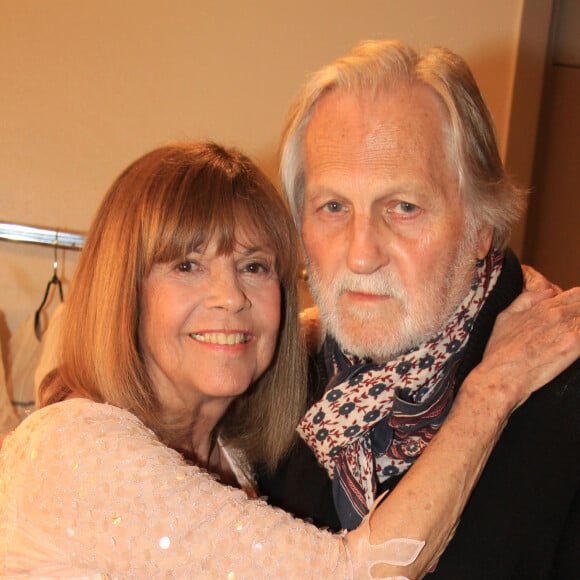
34, 302, 65, 395
7, 302, 64, 422
0, 331, 19, 436
0, 399, 349, 578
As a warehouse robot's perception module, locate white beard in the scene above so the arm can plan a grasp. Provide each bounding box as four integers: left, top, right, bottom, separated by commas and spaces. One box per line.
306, 234, 480, 362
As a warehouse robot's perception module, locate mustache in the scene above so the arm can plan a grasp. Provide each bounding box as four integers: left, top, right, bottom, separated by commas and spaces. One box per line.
320, 270, 405, 301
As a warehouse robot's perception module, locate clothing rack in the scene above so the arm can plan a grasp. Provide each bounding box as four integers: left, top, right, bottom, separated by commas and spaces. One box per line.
0, 221, 85, 250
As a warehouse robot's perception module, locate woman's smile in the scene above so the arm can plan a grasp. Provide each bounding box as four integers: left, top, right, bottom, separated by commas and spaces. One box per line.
189, 331, 252, 346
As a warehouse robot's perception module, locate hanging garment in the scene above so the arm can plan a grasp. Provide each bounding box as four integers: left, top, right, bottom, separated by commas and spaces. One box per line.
0, 331, 19, 436
34, 301, 64, 396
7, 302, 64, 422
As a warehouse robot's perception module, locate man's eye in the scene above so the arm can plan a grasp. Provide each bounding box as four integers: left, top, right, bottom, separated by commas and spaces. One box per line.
322, 201, 344, 213
394, 202, 419, 215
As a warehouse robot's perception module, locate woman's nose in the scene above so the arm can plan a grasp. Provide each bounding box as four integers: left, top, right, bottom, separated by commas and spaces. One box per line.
204, 269, 250, 312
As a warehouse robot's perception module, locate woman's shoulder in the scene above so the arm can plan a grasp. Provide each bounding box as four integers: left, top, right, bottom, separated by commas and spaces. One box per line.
0, 398, 199, 510
13, 399, 145, 438
1, 399, 163, 468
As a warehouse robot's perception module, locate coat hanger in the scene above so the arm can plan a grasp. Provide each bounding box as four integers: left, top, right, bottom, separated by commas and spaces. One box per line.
34, 234, 64, 340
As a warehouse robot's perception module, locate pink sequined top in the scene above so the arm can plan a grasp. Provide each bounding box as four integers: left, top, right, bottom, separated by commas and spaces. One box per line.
0, 399, 349, 578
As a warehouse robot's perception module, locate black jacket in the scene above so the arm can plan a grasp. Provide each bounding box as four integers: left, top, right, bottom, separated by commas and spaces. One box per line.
258, 250, 580, 578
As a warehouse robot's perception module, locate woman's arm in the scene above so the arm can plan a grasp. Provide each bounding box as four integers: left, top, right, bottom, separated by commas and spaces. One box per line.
345, 287, 580, 578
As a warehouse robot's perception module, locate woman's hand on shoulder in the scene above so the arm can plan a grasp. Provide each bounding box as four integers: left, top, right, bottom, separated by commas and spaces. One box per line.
521, 264, 562, 294
474, 285, 580, 413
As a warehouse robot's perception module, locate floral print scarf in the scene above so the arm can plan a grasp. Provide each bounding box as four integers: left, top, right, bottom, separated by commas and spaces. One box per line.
298, 250, 503, 529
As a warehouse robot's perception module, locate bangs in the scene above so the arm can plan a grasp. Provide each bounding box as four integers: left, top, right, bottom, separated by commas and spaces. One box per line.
140, 150, 297, 284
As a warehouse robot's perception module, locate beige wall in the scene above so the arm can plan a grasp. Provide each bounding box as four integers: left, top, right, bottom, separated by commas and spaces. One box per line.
1, 0, 528, 341
521, 0, 580, 289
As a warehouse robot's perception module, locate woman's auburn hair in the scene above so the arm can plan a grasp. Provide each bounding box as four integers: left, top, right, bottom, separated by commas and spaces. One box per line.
39, 141, 307, 469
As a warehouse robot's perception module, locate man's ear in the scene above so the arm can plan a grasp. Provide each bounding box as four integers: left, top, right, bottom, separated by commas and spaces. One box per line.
476, 226, 493, 259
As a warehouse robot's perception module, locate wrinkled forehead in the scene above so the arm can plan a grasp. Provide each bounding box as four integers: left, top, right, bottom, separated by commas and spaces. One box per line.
304, 84, 459, 198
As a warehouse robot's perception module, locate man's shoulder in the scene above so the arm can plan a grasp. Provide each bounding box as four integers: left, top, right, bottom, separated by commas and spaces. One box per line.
519, 357, 580, 422
307, 349, 329, 404
429, 358, 580, 579
485, 357, 580, 453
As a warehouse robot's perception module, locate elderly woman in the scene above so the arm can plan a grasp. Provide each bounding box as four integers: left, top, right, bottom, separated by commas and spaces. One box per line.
0, 142, 578, 578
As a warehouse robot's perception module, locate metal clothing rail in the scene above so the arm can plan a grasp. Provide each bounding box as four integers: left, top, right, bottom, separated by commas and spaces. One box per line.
0, 221, 86, 250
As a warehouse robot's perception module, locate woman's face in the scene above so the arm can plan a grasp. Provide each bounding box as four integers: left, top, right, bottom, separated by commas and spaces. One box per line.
140, 230, 281, 415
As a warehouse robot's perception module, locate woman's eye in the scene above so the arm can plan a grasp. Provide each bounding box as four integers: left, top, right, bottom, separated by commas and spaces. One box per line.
243, 261, 271, 275
175, 260, 200, 273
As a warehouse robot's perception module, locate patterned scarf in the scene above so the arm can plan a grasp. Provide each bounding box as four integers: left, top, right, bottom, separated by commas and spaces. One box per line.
298, 250, 503, 529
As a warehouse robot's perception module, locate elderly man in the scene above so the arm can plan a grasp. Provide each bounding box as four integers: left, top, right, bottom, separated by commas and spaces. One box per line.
259, 40, 580, 578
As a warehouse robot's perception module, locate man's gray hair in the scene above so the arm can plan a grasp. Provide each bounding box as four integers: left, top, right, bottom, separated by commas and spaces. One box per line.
280, 39, 525, 249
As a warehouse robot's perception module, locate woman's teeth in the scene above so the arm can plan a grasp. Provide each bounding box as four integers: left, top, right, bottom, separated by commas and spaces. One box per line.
190, 332, 249, 345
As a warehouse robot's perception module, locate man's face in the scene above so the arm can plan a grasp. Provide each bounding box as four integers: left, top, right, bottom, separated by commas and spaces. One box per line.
301, 84, 491, 361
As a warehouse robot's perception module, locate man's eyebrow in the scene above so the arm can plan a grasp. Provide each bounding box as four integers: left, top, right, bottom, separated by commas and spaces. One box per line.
304, 186, 345, 200
305, 181, 430, 201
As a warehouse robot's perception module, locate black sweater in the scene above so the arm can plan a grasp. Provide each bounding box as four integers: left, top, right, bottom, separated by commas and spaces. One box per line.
258, 250, 580, 579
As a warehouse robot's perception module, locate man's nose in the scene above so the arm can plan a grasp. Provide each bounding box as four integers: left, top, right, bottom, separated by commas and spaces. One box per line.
346, 214, 388, 274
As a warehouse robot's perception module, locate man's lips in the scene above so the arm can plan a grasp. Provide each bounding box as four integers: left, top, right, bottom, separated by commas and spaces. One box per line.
344, 290, 392, 302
